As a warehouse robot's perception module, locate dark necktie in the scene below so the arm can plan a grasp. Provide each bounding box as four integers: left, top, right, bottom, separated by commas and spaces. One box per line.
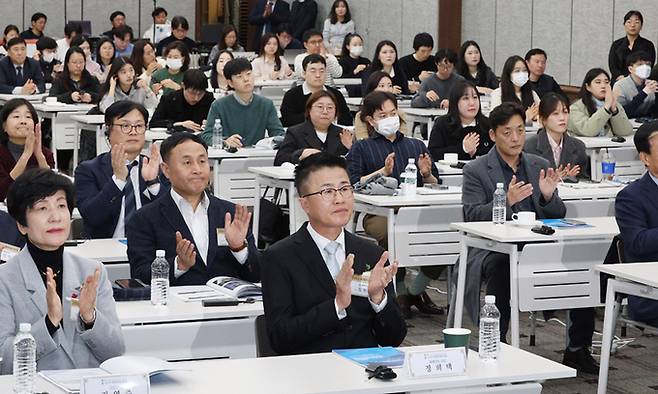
16, 66, 23, 84
124, 161, 139, 224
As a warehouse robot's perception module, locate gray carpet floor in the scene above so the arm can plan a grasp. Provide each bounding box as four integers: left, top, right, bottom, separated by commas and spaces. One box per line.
402, 278, 658, 394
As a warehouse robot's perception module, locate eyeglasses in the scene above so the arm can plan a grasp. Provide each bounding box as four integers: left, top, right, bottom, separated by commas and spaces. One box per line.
311, 104, 336, 113
112, 123, 147, 134
302, 185, 354, 200
307, 40, 323, 46
437, 63, 453, 70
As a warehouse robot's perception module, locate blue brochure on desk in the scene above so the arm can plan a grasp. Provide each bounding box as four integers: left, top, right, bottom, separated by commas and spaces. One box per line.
541, 219, 592, 228
333, 347, 405, 368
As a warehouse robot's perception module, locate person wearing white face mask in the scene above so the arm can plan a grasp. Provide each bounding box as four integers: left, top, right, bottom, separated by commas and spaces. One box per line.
347, 91, 441, 318
35, 36, 63, 84
150, 41, 189, 96
338, 33, 370, 96
613, 51, 658, 119
490, 55, 540, 122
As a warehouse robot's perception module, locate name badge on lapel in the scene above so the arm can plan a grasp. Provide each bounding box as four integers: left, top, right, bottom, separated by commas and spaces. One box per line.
351, 272, 369, 298
217, 228, 228, 246
66, 287, 81, 321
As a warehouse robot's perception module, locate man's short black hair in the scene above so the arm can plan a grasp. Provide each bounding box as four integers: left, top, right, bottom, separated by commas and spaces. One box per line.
183, 69, 209, 91
64, 22, 82, 38
275, 23, 292, 35
302, 29, 322, 43
223, 57, 252, 80
112, 25, 133, 40
104, 101, 149, 136
171, 16, 189, 31
152, 7, 168, 18
302, 53, 326, 71
36, 36, 57, 51
626, 50, 652, 67
624, 10, 643, 24
110, 11, 126, 22
160, 132, 208, 163
635, 120, 658, 155
7, 168, 75, 227
6, 37, 26, 50
489, 102, 526, 131
435, 48, 457, 65
294, 152, 348, 195
412, 32, 434, 51
525, 48, 547, 61
31, 12, 47, 23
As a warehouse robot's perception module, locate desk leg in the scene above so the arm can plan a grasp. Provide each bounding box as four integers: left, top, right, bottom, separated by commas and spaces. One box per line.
590, 149, 599, 181
73, 123, 81, 171
213, 159, 221, 197
252, 176, 261, 244
428, 116, 435, 133
288, 182, 300, 234
597, 278, 617, 394
452, 234, 468, 328
387, 209, 396, 265
509, 245, 520, 348
51, 115, 59, 169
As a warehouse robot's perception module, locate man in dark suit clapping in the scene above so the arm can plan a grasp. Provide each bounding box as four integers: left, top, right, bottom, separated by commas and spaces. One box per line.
262, 152, 406, 355
0, 37, 45, 94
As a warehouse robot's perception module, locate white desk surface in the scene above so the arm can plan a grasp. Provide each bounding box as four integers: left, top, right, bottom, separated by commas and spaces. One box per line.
34, 103, 95, 113
71, 114, 105, 124
248, 165, 295, 179
16, 344, 574, 393
0, 93, 47, 102
208, 147, 277, 159
557, 183, 625, 200
334, 77, 362, 85
117, 296, 264, 325
404, 107, 448, 117
576, 136, 636, 149
145, 130, 169, 141
65, 238, 127, 263
354, 189, 462, 207
451, 216, 619, 243
596, 262, 658, 288
436, 161, 465, 175
254, 79, 295, 87
345, 96, 412, 108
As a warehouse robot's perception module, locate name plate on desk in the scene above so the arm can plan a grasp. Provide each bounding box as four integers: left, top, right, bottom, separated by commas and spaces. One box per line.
81, 373, 150, 394
407, 348, 466, 378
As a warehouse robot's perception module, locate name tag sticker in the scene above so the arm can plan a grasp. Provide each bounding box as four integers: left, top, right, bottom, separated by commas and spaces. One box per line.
0, 242, 19, 262
81, 373, 150, 394
407, 348, 467, 378
351, 274, 369, 298
217, 228, 228, 246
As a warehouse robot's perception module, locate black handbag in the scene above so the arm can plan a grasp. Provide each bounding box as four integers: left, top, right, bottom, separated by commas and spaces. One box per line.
258, 187, 290, 247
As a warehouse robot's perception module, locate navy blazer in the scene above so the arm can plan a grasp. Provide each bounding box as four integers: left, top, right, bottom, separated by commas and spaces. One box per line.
615, 172, 658, 324
0, 211, 23, 248
262, 224, 406, 355
249, 0, 290, 50
0, 56, 45, 94
126, 191, 260, 286
74, 152, 167, 239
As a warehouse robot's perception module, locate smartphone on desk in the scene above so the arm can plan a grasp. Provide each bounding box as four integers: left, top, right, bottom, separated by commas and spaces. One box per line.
115, 278, 147, 289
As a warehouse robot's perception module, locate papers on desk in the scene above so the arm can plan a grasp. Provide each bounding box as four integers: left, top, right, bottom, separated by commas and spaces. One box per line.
416, 186, 462, 195
560, 180, 622, 189
39, 356, 187, 393
334, 347, 406, 368
171, 285, 231, 302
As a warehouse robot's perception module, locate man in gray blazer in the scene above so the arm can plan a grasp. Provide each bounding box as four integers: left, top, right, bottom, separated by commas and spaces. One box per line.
461, 102, 598, 374
0, 168, 124, 374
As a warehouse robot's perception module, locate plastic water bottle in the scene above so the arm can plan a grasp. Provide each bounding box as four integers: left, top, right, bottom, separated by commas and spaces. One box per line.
212, 118, 224, 150
479, 295, 501, 361
150, 250, 169, 306
401, 158, 417, 196
492, 183, 506, 225
13, 323, 36, 394
601, 148, 616, 181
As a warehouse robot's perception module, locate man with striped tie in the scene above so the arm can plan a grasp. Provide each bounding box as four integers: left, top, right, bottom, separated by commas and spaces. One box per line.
75, 101, 166, 239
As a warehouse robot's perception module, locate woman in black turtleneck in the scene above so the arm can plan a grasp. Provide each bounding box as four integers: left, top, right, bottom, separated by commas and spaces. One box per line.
0, 168, 124, 374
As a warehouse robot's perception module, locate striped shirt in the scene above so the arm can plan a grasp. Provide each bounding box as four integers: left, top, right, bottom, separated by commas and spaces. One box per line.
346, 131, 440, 186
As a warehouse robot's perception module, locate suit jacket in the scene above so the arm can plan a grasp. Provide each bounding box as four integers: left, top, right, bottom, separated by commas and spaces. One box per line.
524, 129, 590, 179
274, 120, 349, 165
615, 172, 658, 323
0, 211, 23, 247
74, 152, 168, 239
249, 0, 290, 50
0, 248, 124, 374
0, 56, 46, 94
428, 114, 493, 161
126, 191, 260, 286
460, 149, 566, 322
262, 224, 406, 355
289, 0, 317, 40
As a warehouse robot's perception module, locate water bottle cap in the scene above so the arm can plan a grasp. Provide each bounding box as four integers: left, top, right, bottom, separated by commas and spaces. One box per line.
156, 250, 165, 257
485, 295, 496, 304
19, 323, 31, 332
408, 158, 415, 164
214, 119, 222, 125
496, 182, 504, 188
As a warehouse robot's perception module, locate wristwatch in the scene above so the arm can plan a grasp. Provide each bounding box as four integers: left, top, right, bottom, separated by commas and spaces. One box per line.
229, 239, 248, 252
144, 178, 160, 187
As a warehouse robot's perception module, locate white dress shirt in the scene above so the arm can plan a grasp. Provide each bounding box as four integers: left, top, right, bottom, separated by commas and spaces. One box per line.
111, 159, 161, 238
306, 223, 388, 319
171, 189, 249, 278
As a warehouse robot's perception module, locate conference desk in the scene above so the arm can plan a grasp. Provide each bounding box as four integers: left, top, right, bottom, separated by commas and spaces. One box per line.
71, 114, 104, 170
34, 103, 95, 169
0, 92, 47, 105
345, 97, 412, 112
576, 136, 643, 181
5, 344, 574, 393
596, 262, 658, 394
65, 238, 129, 281
403, 107, 448, 130
450, 217, 620, 348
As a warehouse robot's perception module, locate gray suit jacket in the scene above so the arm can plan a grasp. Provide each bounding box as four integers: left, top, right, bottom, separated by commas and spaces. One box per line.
524, 130, 590, 179
460, 148, 566, 323
0, 248, 124, 374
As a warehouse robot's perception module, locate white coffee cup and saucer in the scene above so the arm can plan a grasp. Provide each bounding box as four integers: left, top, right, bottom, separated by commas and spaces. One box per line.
439, 153, 459, 165
510, 211, 541, 228
44, 97, 59, 106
